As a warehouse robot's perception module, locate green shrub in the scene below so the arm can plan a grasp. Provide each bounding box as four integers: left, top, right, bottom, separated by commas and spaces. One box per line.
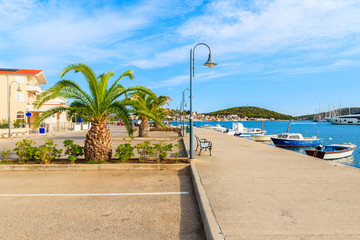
115, 143, 134, 162
13, 139, 36, 163
134, 140, 155, 162
0, 147, 11, 162
174, 144, 182, 162
13, 120, 25, 128
35, 139, 63, 164
63, 139, 84, 163
153, 142, 173, 162
0, 119, 8, 129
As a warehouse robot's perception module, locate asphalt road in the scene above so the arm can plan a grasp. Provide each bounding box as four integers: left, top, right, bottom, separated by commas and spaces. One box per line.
0, 169, 205, 240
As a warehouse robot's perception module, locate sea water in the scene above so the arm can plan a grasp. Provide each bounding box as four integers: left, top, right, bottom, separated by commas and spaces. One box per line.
174, 120, 360, 169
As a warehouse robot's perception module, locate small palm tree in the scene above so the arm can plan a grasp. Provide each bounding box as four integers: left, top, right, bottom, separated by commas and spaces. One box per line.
153, 107, 170, 130
128, 91, 171, 137
34, 63, 149, 161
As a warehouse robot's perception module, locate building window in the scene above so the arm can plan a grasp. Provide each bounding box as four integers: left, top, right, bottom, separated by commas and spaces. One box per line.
16, 111, 24, 121
16, 93, 24, 102
15, 76, 24, 84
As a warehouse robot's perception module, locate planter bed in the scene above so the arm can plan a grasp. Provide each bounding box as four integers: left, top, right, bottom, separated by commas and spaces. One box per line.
0, 157, 189, 165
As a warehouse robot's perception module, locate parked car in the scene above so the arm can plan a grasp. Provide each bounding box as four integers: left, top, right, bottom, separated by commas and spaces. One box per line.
134, 120, 141, 126
117, 122, 125, 126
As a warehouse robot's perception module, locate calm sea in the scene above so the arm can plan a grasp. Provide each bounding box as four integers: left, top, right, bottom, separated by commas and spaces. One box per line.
173, 120, 360, 169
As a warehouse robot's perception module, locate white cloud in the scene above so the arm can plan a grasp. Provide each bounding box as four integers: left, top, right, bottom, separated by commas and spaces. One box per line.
130, 45, 190, 69
178, 0, 360, 54
132, 0, 360, 70
149, 71, 232, 89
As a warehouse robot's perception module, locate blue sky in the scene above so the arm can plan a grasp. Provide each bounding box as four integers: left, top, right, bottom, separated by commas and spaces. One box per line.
1, 0, 360, 116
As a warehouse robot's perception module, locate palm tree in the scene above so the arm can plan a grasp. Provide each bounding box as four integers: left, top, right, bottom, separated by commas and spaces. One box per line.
34, 63, 149, 161
128, 91, 171, 137
153, 107, 170, 130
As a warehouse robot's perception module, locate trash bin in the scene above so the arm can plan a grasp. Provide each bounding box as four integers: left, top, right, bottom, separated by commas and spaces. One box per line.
186, 126, 190, 133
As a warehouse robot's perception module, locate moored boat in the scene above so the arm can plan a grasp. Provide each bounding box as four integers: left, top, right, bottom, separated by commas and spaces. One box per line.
224, 123, 264, 136
326, 112, 360, 125
271, 122, 322, 147
251, 121, 277, 141
252, 134, 278, 142
271, 133, 322, 147
212, 124, 227, 132
305, 143, 357, 160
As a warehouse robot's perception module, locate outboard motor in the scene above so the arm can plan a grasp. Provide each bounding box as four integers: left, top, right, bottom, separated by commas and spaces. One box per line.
315, 145, 324, 151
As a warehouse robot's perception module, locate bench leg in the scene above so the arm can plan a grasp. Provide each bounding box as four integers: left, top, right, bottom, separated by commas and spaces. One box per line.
199, 147, 202, 156
209, 147, 212, 156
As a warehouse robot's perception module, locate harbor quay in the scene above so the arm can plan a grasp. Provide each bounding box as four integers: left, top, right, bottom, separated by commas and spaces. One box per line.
189, 127, 360, 240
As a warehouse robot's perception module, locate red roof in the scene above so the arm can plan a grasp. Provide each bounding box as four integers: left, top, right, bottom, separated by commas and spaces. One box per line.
0, 69, 42, 75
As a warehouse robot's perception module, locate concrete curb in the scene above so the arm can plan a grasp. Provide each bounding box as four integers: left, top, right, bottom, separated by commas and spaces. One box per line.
190, 161, 224, 240
0, 163, 189, 171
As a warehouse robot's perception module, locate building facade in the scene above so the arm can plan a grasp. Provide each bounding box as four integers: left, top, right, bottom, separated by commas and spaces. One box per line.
0, 68, 69, 129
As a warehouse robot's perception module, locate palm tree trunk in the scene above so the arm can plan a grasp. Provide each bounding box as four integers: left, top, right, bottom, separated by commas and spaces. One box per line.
139, 117, 149, 137
153, 121, 162, 130
84, 121, 112, 161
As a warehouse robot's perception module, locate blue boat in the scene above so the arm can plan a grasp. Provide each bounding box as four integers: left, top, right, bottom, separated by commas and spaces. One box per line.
271, 122, 322, 147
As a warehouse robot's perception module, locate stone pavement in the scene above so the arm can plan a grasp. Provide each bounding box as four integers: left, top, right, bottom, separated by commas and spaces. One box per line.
190, 127, 360, 240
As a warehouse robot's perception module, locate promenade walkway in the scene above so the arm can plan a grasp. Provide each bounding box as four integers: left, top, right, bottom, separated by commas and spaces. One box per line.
190, 127, 360, 240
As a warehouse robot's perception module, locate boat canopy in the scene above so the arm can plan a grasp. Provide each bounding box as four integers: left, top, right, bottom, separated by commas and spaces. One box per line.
232, 123, 245, 131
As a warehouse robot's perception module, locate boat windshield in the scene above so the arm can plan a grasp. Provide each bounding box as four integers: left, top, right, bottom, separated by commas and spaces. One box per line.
278, 134, 288, 138
289, 135, 300, 139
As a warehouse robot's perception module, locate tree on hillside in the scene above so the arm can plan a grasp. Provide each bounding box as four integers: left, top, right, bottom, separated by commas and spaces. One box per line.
127, 91, 171, 137
34, 63, 150, 162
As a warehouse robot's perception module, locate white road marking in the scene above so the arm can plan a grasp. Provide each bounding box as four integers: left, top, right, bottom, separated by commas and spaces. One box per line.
0, 192, 189, 197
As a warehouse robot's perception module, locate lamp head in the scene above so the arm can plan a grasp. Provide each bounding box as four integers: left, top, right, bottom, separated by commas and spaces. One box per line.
204, 53, 217, 68
16, 86, 21, 92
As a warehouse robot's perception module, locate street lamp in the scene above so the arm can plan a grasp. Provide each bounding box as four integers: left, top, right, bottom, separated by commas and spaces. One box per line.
189, 43, 217, 159
182, 88, 190, 136
8, 81, 22, 138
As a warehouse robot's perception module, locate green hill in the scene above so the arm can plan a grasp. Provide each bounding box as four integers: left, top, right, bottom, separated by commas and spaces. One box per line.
204, 106, 297, 120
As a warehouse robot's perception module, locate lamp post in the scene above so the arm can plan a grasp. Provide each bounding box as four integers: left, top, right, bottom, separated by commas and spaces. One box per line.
182, 88, 190, 136
176, 107, 179, 126
8, 80, 22, 138
189, 43, 217, 159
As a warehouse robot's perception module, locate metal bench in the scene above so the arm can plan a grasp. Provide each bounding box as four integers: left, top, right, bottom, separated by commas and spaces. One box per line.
195, 135, 212, 156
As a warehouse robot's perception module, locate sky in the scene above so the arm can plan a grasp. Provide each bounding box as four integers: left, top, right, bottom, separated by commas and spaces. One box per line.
1, 0, 360, 116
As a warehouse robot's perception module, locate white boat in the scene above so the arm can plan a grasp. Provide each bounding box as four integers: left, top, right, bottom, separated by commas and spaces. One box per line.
199, 124, 227, 132
251, 121, 277, 141
212, 124, 227, 132
326, 112, 360, 125
252, 134, 278, 142
305, 143, 356, 160
224, 123, 265, 137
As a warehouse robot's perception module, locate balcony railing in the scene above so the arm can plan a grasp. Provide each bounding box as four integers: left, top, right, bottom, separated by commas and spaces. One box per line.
26, 84, 41, 93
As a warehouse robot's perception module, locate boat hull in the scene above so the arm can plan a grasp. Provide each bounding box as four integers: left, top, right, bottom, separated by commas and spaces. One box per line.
234, 132, 263, 137
326, 117, 360, 125
271, 138, 322, 147
305, 144, 356, 160
252, 134, 278, 141
306, 148, 355, 160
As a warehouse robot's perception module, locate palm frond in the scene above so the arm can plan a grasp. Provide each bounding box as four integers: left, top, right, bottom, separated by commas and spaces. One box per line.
59, 63, 99, 106
108, 101, 134, 136
33, 106, 71, 128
